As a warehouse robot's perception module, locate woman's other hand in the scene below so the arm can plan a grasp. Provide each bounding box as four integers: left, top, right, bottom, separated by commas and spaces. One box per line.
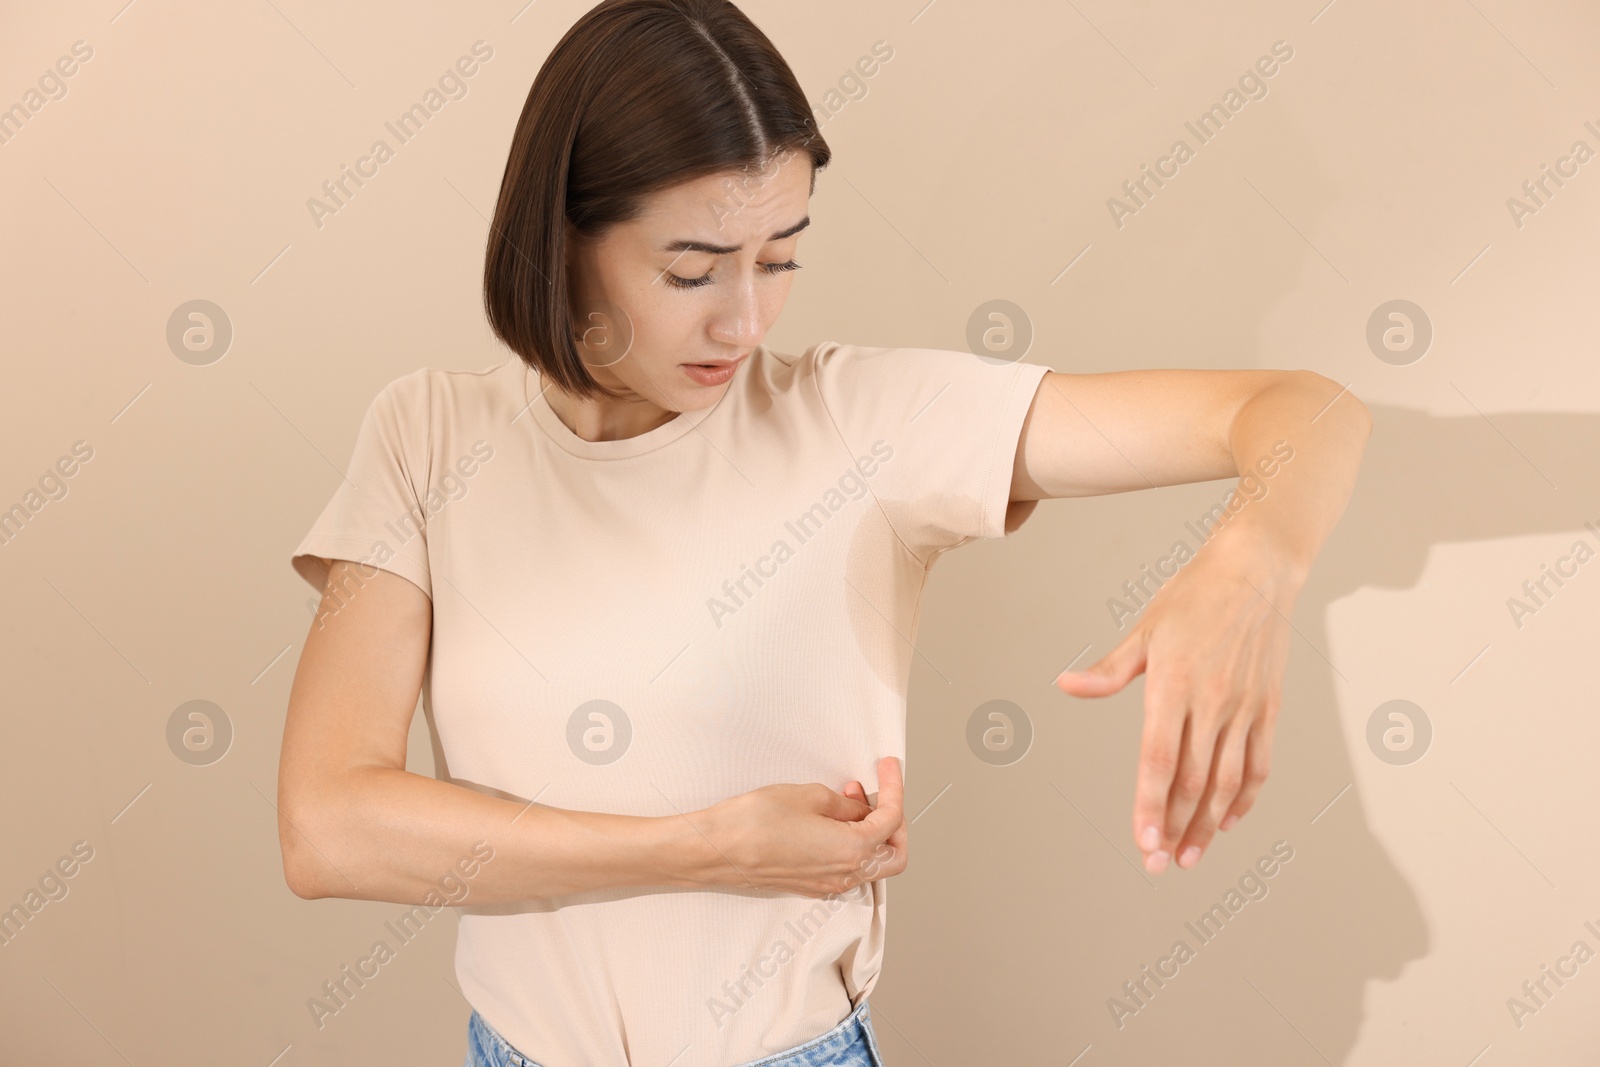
695, 756, 907, 898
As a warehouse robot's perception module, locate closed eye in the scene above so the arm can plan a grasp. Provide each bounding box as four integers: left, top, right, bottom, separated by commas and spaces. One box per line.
664, 260, 802, 291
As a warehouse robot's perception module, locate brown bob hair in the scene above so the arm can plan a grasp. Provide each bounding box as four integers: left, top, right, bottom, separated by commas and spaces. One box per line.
482, 0, 832, 401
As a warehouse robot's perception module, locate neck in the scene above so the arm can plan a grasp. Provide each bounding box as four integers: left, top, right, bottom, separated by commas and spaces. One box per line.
543, 383, 679, 443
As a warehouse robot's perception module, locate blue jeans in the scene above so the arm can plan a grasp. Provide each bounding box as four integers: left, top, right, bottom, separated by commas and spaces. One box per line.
464, 998, 886, 1067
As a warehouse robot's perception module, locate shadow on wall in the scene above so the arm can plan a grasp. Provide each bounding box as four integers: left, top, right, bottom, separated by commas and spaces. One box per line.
888, 401, 1600, 1065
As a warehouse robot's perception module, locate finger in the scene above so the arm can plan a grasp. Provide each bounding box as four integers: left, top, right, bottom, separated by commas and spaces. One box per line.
841, 780, 866, 803
1133, 683, 1185, 872
881, 791, 909, 856
885, 817, 907, 854
1160, 714, 1219, 863
1054, 626, 1148, 698
867, 773, 910, 880
1219, 712, 1277, 830
859, 756, 905, 842
816, 786, 874, 822
875, 818, 908, 878
858, 801, 910, 881
1174, 719, 1248, 868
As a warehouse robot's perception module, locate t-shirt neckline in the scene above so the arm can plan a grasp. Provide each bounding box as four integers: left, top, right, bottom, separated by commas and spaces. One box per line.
520, 351, 748, 460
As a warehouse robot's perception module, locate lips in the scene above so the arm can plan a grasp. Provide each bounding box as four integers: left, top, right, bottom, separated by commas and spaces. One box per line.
681, 354, 747, 386
683, 352, 749, 368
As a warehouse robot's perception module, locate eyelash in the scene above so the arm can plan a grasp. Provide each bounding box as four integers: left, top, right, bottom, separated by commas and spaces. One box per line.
664, 259, 802, 291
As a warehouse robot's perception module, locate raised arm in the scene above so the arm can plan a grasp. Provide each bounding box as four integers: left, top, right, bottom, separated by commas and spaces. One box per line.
1014, 367, 1371, 874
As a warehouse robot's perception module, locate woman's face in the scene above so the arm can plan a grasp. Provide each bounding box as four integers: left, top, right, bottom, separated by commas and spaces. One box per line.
562, 154, 814, 416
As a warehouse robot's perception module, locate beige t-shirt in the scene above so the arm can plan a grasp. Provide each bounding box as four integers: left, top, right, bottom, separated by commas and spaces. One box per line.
290, 341, 1050, 1067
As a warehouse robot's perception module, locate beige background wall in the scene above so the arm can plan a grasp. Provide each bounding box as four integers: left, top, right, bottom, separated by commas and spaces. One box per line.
3, 0, 1597, 1063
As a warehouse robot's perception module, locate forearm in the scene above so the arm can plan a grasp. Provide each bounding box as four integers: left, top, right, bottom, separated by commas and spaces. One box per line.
282, 766, 721, 904
1213, 370, 1372, 585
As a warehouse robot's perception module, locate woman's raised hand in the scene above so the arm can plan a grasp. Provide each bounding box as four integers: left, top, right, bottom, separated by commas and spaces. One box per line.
1055, 526, 1299, 875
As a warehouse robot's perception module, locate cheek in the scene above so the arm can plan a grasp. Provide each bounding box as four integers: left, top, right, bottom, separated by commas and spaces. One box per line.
622, 287, 702, 367
633, 285, 700, 336
761, 276, 794, 325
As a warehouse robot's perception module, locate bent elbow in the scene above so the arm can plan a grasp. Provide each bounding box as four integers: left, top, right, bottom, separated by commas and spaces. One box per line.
277, 797, 335, 900
1305, 370, 1372, 434
282, 842, 328, 900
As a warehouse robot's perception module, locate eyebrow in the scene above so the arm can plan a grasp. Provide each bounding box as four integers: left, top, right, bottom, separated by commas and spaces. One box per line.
660, 216, 810, 255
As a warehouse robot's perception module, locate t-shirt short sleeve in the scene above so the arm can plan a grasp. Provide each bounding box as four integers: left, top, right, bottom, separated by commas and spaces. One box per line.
811, 341, 1051, 565
290, 369, 433, 600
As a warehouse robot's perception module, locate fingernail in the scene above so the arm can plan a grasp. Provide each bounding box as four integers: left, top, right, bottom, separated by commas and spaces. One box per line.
1178, 846, 1201, 868
1139, 825, 1160, 851
1145, 849, 1169, 874
1219, 814, 1238, 831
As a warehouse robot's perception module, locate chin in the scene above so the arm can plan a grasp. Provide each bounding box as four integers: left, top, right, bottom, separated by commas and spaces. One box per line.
673, 383, 727, 409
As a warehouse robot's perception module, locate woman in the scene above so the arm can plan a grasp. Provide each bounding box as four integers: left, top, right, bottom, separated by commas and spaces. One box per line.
278, 1, 1371, 1065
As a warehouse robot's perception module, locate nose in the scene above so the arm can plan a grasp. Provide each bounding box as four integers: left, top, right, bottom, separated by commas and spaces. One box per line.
708, 277, 764, 351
